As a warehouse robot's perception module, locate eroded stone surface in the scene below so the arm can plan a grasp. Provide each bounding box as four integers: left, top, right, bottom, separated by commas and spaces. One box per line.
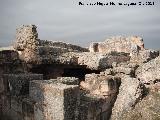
80, 73, 120, 96
111, 75, 144, 120
136, 56, 160, 84
0, 24, 160, 120
14, 25, 39, 51
29, 79, 79, 120
130, 49, 159, 64
115, 89, 160, 120
77, 52, 130, 70
89, 36, 144, 53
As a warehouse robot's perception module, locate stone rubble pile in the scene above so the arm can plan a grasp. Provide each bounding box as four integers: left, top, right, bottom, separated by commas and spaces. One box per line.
0, 24, 160, 120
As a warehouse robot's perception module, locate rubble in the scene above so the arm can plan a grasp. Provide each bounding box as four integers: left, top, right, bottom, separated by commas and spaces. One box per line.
114, 89, 160, 120
0, 24, 160, 120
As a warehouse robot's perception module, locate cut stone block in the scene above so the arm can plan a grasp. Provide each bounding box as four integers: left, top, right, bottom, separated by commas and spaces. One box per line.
30, 79, 79, 120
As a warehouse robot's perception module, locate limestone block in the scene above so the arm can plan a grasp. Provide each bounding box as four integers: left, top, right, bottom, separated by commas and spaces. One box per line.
77, 52, 111, 70
30, 79, 79, 120
111, 76, 144, 120
0, 76, 8, 94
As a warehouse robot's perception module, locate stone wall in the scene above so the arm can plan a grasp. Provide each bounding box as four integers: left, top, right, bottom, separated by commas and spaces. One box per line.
40, 40, 89, 52
13, 25, 89, 64
89, 36, 159, 64
0, 74, 43, 119
0, 74, 82, 120
1, 24, 159, 120
14, 25, 39, 51
89, 36, 144, 54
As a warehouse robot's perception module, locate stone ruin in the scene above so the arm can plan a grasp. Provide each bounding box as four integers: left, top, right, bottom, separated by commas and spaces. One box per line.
0, 25, 160, 120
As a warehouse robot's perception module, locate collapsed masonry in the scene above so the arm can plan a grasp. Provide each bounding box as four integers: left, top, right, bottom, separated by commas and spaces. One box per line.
0, 25, 159, 120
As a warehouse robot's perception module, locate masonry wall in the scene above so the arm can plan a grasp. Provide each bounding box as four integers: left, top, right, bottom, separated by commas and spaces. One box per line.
0, 74, 43, 120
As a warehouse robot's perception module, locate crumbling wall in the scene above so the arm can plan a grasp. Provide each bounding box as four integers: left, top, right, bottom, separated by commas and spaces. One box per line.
89, 36, 159, 64
1, 24, 160, 120
40, 40, 89, 52
89, 36, 144, 54
0, 50, 28, 118
13, 25, 89, 64
14, 25, 39, 51
0, 74, 43, 120
0, 50, 25, 74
